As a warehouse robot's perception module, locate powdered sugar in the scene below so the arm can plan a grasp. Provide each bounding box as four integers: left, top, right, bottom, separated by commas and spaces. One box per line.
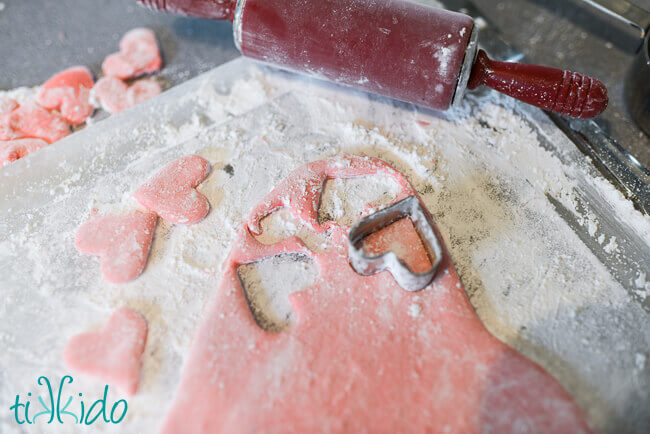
238, 253, 317, 332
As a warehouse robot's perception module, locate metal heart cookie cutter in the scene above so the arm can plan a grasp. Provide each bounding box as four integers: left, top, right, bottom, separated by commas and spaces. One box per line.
347, 196, 443, 292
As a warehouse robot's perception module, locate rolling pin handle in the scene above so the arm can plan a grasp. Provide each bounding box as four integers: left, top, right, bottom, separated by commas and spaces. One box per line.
467, 49, 609, 119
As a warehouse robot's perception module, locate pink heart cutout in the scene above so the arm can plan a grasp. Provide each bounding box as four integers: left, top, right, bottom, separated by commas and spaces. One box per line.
64, 307, 148, 396
75, 212, 157, 283
102, 28, 162, 80
0, 138, 48, 167
133, 155, 212, 225
36, 66, 95, 125
0, 100, 70, 144
93, 76, 162, 114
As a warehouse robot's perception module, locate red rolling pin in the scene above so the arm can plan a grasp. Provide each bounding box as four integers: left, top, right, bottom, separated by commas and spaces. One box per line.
136, 0, 608, 118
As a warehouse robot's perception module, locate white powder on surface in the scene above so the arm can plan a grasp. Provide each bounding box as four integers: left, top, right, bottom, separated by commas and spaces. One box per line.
604, 236, 619, 254
0, 86, 37, 105
318, 175, 400, 226
433, 46, 454, 77
408, 303, 422, 318
238, 254, 317, 332
0, 58, 649, 433
635, 271, 649, 290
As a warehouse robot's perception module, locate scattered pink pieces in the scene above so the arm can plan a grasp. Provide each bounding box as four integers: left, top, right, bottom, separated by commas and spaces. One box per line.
0, 97, 18, 114
127, 78, 162, 106
93, 76, 129, 114
0, 101, 70, 144
75, 212, 157, 283
93, 76, 162, 114
36, 66, 95, 125
0, 138, 48, 167
162, 155, 591, 433
102, 28, 162, 80
63, 307, 148, 396
133, 155, 211, 225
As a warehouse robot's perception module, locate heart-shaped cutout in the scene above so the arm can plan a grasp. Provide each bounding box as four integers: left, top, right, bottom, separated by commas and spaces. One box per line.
63, 307, 148, 396
0, 101, 70, 144
36, 66, 94, 125
0, 138, 48, 167
133, 155, 212, 225
75, 211, 157, 283
93, 76, 162, 114
102, 28, 162, 80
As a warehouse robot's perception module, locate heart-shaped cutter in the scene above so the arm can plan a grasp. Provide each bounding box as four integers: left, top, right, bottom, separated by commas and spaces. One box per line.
347, 196, 442, 292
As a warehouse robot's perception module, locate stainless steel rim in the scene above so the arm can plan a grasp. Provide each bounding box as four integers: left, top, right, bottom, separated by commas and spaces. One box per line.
452, 24, 479, 107
233, 0, 247, 52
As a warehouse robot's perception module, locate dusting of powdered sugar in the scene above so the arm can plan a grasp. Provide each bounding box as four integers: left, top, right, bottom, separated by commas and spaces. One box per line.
318, 175, 400, 226
238, 253, 317, 333
1, 57, 649, 433
0, 86, 37, 105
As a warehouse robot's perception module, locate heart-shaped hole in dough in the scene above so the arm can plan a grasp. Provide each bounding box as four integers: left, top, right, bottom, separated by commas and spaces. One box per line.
317, 175, 400, 227
237, 253, 317, 333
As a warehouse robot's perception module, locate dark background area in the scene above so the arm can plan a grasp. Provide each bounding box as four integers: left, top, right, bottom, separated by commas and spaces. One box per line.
0, 0, 648, 166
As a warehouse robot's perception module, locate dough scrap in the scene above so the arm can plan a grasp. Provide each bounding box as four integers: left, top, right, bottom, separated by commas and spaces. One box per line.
75, 211, 157, 283
162, 155, 591, 433
93, 76, 162, 114
0, 100, 70, 144
0, 97, 18, 114
133, 155, 211, 225
102, 28, 162, 80
63, 307, 148, 396
0, 138, 48, 167
36, 66, 94, 125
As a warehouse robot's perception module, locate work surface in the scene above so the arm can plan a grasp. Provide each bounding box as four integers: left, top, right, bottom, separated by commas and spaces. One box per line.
1, 0, 649, 432
1, 0, 649, 167
1, 57, 649, 432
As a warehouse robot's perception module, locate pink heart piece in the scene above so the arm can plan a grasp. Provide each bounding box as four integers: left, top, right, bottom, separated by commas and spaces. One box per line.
75, 212, 157, 283
93, 76, 162, 114
0, 101, 70, 144
0, 138, 48, 167
63, 307, 148, 396
36, 66, 95, 125
102, 28, 162, 80
0, 97, 18, 114
133, 155, 211, 225
127, 78, 163, 106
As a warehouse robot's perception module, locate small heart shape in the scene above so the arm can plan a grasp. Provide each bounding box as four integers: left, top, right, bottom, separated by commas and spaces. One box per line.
93, 76, 162, 114
102, 28, 162, 80
134, 155, 212, 225
0, 100, 70, 144
0, 138, 48, 167
75, 212, 157, 283
63, 307, 148, 396
36, 66, 95, 125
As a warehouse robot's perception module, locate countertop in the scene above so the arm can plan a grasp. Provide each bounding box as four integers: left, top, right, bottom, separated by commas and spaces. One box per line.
1, 0, 648, 166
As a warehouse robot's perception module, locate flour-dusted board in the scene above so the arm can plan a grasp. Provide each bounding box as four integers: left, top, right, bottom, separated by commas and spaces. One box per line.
1, 57, 649, 433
